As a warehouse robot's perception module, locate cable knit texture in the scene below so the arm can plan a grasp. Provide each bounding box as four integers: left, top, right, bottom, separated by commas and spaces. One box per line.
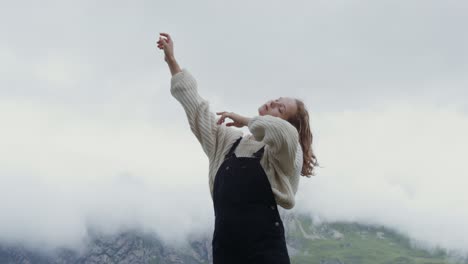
170, 68, 303, 209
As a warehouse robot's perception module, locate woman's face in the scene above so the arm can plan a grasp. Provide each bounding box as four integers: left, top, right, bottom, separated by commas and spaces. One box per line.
258, 97, 298, 120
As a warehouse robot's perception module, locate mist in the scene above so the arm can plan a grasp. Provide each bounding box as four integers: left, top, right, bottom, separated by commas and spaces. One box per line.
1, 0, 467, 256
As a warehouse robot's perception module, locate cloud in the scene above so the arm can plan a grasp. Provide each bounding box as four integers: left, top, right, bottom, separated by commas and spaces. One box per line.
1, 98, 467, 255
0, 0, 467, 256
0, 99, 215, 251
296, 101, 468, 254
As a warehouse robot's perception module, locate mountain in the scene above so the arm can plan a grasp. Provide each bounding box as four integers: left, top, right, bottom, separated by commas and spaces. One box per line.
0, 212, 465, 264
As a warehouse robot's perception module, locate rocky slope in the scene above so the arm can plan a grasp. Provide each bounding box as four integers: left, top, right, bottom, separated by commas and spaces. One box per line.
0, 212, 465, 264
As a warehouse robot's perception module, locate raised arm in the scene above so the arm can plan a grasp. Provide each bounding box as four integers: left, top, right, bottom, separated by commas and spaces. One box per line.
157, 32, 181, 76
157, 33, 242, 160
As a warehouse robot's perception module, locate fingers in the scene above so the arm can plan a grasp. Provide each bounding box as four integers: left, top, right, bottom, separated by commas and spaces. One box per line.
157, 37, 170, 50
156, 38, 164, 49
216, 112, 223, 124
215, 111, 244, 127
216, 112, 239, 126
216, 111, 228, 125
159, 33, 172, 44
226, 121, 243, 127
160, 32, 171, 40
157, 33, 172, 51
157, 37, 167, 45
217, 114, 225, 125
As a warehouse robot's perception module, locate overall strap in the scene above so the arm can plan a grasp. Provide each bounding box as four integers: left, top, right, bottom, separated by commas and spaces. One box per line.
225, 136, 243, 159
252, 145, 265, 158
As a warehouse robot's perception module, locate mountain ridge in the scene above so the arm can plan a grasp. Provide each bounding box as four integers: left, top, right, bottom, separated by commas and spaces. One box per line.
0, 212, 465, 264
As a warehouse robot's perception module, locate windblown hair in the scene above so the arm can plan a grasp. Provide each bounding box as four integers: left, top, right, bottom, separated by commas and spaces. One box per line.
286, 98, 319, 177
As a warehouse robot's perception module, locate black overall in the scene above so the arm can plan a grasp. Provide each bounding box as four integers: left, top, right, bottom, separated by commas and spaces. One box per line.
212, 136, 291, 264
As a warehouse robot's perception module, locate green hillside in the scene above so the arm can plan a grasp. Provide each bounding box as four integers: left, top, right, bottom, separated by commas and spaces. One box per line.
287, 213, 459, 264
0, 212, 465, 263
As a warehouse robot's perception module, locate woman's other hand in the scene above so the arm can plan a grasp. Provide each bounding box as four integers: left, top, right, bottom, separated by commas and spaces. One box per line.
216, 112, 251, 128
157, 32, 175, 62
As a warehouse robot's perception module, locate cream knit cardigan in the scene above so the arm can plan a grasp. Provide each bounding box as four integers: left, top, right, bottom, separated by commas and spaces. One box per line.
170, 68, 303, 209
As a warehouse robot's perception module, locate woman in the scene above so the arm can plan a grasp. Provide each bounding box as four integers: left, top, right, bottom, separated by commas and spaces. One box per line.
157, 32, 318, 264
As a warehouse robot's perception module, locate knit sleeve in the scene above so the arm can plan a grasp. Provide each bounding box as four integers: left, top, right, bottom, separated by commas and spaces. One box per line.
248, 115, 300, 176
170, 68, 241, 160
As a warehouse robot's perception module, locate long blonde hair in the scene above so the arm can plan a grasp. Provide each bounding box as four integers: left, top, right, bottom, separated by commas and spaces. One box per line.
286, 98, 319, 177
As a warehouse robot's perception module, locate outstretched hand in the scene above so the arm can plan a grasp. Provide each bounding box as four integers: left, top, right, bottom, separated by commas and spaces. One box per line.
216, 112, 251, 128
157, 32, 174, 62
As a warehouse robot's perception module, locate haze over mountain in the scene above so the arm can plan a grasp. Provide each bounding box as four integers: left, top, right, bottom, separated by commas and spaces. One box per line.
1, 0, 467, 258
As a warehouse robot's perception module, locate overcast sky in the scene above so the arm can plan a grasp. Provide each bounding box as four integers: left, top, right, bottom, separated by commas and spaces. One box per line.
1, 0, 467, 256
